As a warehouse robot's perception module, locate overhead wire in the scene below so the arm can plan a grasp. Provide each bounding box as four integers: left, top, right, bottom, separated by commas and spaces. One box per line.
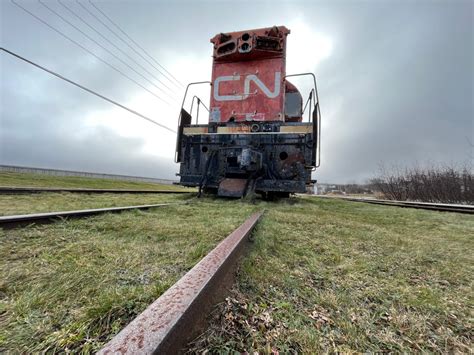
80, 0, 181, 90
37, 0, 178, 103
10, 0, 172, 107
1, 47, 176, 133
86, 0, 183, 88
57, 0, 176, 94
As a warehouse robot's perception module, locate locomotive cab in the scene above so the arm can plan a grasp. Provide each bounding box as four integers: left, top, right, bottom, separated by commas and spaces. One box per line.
175, 26, 321, 198
284, 81, 303, 121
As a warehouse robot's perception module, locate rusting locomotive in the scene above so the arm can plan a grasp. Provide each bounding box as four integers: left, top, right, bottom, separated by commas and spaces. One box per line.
175, 26, 321, 198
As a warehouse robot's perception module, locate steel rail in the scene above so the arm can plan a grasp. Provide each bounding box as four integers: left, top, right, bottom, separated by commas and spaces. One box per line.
0, 186, 192, 194
349, 198, 474, 214
316, 195, 474, 214
0, 203, 173, 229
99, 210, 264, 355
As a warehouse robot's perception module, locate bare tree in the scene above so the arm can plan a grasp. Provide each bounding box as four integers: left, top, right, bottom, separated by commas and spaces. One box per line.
371, 163, 473, 204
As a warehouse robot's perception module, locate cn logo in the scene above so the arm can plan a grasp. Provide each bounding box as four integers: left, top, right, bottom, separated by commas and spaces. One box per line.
214, 72, 281, 101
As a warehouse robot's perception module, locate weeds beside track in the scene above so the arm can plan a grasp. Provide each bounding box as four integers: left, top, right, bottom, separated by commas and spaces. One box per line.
0, 186, 192, 194
0, 199, 260, 353
317, 195, 474, 214
1, 196, 472, 353
188, 197, 474, 353
0, 192, 190, 216
0, 172, 189, 191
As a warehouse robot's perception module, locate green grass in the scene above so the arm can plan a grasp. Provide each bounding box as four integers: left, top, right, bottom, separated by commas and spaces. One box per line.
1, 197, 472, 353
0, 172, 189, 191
0, 192, 190, 216
0, 199, 259, 353
188, 197, 474, 353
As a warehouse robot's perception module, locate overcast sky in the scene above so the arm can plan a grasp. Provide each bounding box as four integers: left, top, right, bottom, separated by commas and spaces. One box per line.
1, 0, 472, 183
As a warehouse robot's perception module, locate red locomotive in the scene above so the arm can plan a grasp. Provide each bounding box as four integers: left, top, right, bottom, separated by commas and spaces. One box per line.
176, 26, 321, 198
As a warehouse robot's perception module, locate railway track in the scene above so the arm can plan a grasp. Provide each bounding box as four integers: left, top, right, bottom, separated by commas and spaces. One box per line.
0, 203, 175, 229
0, 186, 192, 194
3, 194, 262, 352
99, 211, 263, 354
317, 195, 474, 214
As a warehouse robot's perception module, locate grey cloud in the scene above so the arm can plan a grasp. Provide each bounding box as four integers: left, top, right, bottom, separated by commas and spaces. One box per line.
1, 128, 177, 179
0, 80, 177, 178
1, 0, 472, 183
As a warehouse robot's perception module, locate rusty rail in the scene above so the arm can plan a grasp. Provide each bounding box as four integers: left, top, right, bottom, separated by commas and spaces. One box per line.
0, 203, 173, 229
315, 195, 474, 214
0, 186, 192, 194
99, 211, 264, 354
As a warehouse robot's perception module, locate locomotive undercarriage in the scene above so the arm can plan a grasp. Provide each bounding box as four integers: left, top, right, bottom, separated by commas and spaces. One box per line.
178, 121, 315, 198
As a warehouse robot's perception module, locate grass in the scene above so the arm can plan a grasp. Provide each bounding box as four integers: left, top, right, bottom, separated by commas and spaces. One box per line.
0, 199, 259, 353
0, 192, 190, 216
1, 196, 472, 353
188, 197, 474, 353
0, 172, 190, 191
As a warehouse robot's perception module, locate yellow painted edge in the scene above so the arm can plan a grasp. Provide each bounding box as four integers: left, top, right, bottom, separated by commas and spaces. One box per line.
183, 127, 208, 134
217, 127, 250, 133
183, 124, 313, 135
280, 125, 312, 133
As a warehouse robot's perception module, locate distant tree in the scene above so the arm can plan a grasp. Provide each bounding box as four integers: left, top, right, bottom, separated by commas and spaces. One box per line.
371, 163, 473, 204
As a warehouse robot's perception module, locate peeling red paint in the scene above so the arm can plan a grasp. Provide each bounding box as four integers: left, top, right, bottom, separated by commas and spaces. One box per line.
209, 26, 290, 123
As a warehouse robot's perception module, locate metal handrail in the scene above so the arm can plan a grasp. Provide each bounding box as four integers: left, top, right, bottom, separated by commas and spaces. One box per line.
177, 81, 211, 123
190, 95, 210, 125
175, 81, 211, 163
176, 76, 321, 168
302, 89, 315, 119
284, 73, 321, 168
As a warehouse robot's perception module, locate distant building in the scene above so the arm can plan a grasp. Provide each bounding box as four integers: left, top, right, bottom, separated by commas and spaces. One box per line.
315, 183, 339, 195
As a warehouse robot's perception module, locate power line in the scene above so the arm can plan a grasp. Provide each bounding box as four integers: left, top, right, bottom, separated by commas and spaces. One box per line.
1, 47, 176, 133
37, 0, 177, 103
57, 0, 176, 94
87, 0, 183, 88
76, 0, 180, 91
10, 0, 172, 106
80, 0, 182, 90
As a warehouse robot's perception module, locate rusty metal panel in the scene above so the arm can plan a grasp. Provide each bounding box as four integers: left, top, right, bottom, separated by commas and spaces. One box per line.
209, 26, 290, 123
98, 211, 263, 355
217, 178, 248, 197
177, 125, 314, 194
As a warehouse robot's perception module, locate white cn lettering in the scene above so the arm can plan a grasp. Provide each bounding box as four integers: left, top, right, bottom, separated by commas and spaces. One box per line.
214, 72, 281, 101
213, 75, 243, 101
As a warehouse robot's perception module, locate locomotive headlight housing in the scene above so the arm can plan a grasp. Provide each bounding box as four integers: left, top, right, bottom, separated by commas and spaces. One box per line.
239, 42, 252, 53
